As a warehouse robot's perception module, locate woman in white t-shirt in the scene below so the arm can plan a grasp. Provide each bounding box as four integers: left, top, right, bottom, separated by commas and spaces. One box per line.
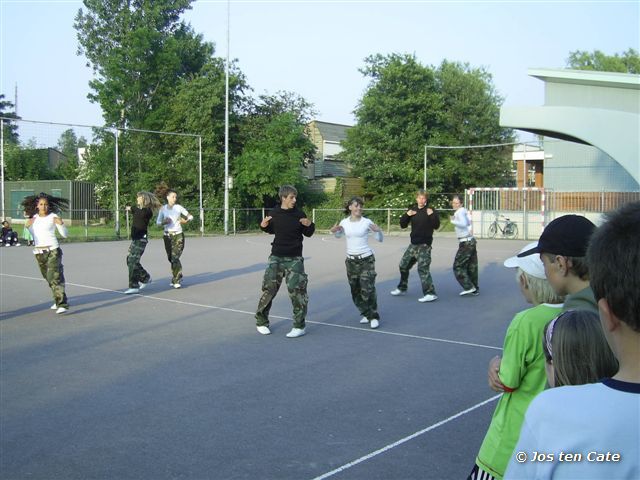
156, 189, 193, 289
22, 193, 70, 314
330, 197, 383, 329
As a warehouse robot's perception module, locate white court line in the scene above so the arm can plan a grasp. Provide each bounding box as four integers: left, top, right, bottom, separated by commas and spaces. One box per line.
0, 273, 501, 351
311, 394, 502, 480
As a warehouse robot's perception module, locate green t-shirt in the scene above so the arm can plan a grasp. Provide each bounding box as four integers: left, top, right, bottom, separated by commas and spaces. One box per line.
476, 303, 563, 479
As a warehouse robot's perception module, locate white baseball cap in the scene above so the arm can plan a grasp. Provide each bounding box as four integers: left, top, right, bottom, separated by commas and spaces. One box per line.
504, 242, 547, 279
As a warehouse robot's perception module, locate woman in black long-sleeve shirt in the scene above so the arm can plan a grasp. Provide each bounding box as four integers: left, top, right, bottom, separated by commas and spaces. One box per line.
125, 192, 161, 294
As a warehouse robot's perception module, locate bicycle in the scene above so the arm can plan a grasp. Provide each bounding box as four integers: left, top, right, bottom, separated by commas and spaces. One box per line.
488, 212, 518, 239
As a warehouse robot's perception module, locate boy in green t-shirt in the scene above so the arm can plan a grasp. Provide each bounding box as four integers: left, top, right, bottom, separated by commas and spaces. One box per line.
468, 243, 564, 480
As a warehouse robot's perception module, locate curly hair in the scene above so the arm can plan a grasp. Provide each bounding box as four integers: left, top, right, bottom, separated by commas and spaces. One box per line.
21, 192, 69, 217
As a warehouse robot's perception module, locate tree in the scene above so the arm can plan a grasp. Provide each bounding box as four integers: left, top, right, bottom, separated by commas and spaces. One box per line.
74, 0, 218, 208
0, 94, 20, 144
567, 48, 640, 74
55, 129, 88, 180
233, 112, 315, 208
4, 139, 58, 181
75, 0, 213, 130
340, 54, 514, 203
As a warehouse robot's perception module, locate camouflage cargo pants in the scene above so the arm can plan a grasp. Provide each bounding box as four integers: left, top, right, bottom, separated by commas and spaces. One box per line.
397, 244, 436, 295
255, 255, 308, 329
453, 238, 479, 291
127, 238, 151, 288
35, 248, 69, 308
163, 233, 185, 284
345, 255, 380, 320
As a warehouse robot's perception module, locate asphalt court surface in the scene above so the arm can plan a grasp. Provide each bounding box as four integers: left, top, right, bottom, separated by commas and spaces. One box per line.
1, 233, 531, 479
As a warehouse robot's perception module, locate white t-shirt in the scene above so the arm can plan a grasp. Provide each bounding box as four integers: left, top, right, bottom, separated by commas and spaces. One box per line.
451, 206, 472, 238
156, 204, 192, 234
29, 213, 67, 249
504, 379, 640, 480
335, 216, 383, 256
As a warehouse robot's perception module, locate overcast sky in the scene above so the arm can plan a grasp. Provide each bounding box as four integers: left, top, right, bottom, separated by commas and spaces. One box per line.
1, 0, 639, 145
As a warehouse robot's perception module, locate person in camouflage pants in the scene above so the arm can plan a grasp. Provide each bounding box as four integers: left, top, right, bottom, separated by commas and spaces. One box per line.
397, 244, 436, 295
345, 255, 379, 323
127, 238, 151, 288
391, 190, 440, 302
163, 233, 185, 285
331, 196, 383, 328
255, 255, 308, 329
450, 195, 479, 296
125, 192, 160, 295
156, 190, 193, 288
453, 238, 479, 292
36, 248, 69, 309
22, 192, 70, 313
255, 185, 315, 338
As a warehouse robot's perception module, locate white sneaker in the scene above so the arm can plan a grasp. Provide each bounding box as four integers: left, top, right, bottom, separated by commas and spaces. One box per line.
139, 279, 151, 290
15, 243, 20, 246
286, 328, 306, 338
56, 307, 68, 314
418, 294, 438, 303
50, 303, 57, 310
4, 243, 9, 247
257, 326, 271, 335
370, 319, 379, 329
124, 288, 140, 295
173, 283, 182, 289
390, 288, 406, 296
359, 317, 369, 324
459, 287, 477, 296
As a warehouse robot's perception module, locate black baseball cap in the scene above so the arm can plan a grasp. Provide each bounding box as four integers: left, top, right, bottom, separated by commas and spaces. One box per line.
517, 214, 596, 258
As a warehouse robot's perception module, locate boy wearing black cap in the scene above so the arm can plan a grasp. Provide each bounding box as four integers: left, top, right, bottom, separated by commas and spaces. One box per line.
517, 214, 597, 313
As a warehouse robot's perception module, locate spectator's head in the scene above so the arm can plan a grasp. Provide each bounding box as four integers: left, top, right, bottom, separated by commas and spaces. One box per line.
587, 201, 640, 340
518, 215, 596, 295
543, 309, 618, 387
504, 242, 564, 305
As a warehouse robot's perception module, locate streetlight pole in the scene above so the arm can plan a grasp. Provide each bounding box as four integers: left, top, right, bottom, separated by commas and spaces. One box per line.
423, 144, 427, 190
223, 0, 230, 235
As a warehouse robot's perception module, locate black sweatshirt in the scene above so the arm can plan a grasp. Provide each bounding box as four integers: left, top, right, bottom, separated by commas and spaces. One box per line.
131, 206, 153, 240
399, 205, 440, 246
261, 205, 315, 257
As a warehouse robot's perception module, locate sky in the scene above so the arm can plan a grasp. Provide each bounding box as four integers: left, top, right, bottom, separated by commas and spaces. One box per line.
1, 0, 639, 146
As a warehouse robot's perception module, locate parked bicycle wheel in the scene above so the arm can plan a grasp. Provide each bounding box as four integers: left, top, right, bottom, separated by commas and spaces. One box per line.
488, 222, 498, 239
505, 222, 518, 239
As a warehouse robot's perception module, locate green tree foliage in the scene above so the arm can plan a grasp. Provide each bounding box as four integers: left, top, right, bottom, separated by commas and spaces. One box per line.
567, 48, 640, 74
233, 112, 316, 208
4, 139, 59, 181
340, 54, 514, 203
75, 0, 213, 130
74, 0, 217, 208
55, 128, 88, 180
74, 1, 318, 213
0, 94, 20, 144
161, 60, 250, 209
